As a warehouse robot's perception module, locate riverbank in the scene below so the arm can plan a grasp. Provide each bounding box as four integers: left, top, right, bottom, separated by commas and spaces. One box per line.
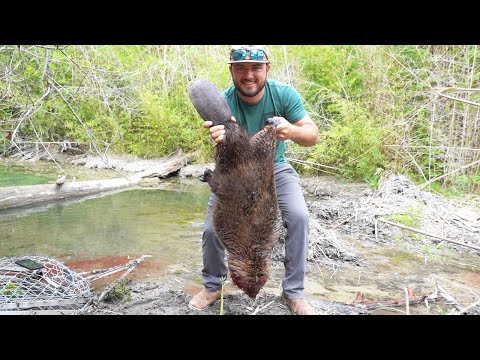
1, 155, 480, 315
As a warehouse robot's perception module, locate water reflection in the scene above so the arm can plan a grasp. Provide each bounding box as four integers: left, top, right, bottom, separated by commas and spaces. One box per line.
0, 180, 211, 282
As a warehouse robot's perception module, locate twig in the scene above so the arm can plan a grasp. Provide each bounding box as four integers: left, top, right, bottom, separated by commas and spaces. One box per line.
48, 79, 117, 174
435, 87, 480, 107
435, 284, 462, 311
424, 298, 430, 314
418, 158, 480, 189
404, 287, 410, 315
376, 46, 480, 107
457, 299, 480, 315
250, 300, 275, 315
219, 276, 227, 315
330, 214, 356, 230
377, 218, 480, 251
287, 158, 339, 176
28, 118, 67, 175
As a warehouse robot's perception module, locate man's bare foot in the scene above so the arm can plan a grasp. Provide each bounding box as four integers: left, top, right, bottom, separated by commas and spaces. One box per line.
282, 294, 316, 315
188, 288, 221, 311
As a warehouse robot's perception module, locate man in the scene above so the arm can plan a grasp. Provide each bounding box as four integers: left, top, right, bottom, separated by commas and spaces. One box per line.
189, 45, 319, 315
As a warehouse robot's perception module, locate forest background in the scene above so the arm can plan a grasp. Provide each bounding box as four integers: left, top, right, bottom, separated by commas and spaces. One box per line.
1, 45, 479, 196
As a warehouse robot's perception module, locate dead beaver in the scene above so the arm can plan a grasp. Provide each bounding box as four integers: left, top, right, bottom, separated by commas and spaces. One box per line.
188, 79, 279, 298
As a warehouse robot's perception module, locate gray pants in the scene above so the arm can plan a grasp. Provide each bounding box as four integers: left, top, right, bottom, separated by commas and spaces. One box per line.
201, 163, 309, 299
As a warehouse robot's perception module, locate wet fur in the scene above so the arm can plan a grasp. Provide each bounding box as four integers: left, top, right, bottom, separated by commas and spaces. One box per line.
189, 79, 279, 298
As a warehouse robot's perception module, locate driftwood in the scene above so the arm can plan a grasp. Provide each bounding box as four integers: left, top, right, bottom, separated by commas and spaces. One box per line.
352, 288, 426, 311
0, 150, 185, 211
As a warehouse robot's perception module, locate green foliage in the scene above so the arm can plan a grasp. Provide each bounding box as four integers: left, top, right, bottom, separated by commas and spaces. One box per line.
451, 175, 480, 194
425, 175, 480, 198
105, 279, 132, 303
293, 45, 366, 100
2, 45, 479, 196
120, 88, 211, 159
388, 207, 422, 229
0, 282, 27, 297
387, 206, 423, 240
388, 250, 418, 265
304, 106, 385, 182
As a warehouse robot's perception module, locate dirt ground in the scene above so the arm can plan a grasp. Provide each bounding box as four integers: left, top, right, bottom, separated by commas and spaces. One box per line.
86, 280, 368, 315
2, 154, 479, 315
83, 170, 480, 316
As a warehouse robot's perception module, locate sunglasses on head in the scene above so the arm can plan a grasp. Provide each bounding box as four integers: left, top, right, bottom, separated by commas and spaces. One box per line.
230, 48, 268, 62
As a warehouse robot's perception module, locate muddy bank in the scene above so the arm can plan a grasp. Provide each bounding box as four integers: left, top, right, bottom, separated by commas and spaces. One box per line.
83, 173, 480, 316
2, 154, 480, 315
87, 280, 368, 315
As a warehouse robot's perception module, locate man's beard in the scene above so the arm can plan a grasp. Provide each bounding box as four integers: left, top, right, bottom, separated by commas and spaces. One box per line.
234, 79, 266, 98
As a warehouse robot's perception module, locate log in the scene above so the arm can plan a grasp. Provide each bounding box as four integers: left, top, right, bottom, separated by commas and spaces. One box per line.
0, 150, 186, 211
0, 178, 139, 210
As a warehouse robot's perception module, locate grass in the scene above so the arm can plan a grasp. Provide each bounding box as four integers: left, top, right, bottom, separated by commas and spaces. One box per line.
387, 206, 423, 240
105, 279, 132, 302
219, 276, 228, 315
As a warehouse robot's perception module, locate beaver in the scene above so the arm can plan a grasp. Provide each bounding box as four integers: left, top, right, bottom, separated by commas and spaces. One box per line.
188, 79, 279, 298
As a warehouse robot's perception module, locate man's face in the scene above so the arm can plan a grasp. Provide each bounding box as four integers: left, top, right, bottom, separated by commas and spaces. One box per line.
230, 62, 270, 98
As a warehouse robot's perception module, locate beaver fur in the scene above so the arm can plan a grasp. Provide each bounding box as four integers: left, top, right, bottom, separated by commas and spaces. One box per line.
189, 79, 279, 298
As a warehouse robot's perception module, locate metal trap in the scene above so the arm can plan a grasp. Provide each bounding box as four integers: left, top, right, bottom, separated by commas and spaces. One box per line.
0, 255, 92, 314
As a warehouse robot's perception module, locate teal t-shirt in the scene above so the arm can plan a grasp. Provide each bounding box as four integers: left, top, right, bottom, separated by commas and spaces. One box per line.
223, 79, 307, 165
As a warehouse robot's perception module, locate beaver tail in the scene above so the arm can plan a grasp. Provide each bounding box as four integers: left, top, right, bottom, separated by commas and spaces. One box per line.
188, 79, 232, 127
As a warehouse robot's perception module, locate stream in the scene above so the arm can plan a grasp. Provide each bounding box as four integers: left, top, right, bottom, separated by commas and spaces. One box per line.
1, 158, 479, 315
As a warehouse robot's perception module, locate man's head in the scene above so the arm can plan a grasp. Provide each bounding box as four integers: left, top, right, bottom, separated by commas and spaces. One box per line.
228, 45, 271, 101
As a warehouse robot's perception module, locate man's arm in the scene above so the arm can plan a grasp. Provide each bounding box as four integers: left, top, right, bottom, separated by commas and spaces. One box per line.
274, 114, 319, 147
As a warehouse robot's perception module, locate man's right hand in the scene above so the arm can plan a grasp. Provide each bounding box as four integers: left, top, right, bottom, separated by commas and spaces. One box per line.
203, 116, 236, 144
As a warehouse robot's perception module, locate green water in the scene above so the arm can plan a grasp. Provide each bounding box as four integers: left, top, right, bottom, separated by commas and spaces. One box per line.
0, 165, 53, 186
0, 182, 212, 280
0, 158, 120, 187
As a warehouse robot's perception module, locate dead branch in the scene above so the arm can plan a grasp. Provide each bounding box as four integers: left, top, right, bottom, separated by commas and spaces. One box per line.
404, 287, 410, 315
377, 218, 480, 251
435, 87, 480, 107
48, 79, 111, 169
457, 298, 480, 314
352, 288, 425, 311
432, 284, 463, 311
250, 300, 275, 315
418, 158, 480, 189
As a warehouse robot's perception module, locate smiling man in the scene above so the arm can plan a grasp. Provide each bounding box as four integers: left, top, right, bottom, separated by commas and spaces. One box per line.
189, 45, 319, 315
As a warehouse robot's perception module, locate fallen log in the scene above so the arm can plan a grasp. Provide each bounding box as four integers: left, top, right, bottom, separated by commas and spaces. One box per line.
0, 177, 140, 210
0, 150, 186, 211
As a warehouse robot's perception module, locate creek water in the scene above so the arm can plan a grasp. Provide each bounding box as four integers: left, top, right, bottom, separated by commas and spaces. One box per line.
0, 159, 209, 284
1, 159, 479, 314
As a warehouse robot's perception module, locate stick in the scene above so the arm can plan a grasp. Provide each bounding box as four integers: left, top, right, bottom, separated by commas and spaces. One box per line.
418, 158, 480, 189
436, 284, 462, 311
377, 218, 480, 251
404, 287, 410, 315
250, 300, 275, 315
457, 299, 480, 315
